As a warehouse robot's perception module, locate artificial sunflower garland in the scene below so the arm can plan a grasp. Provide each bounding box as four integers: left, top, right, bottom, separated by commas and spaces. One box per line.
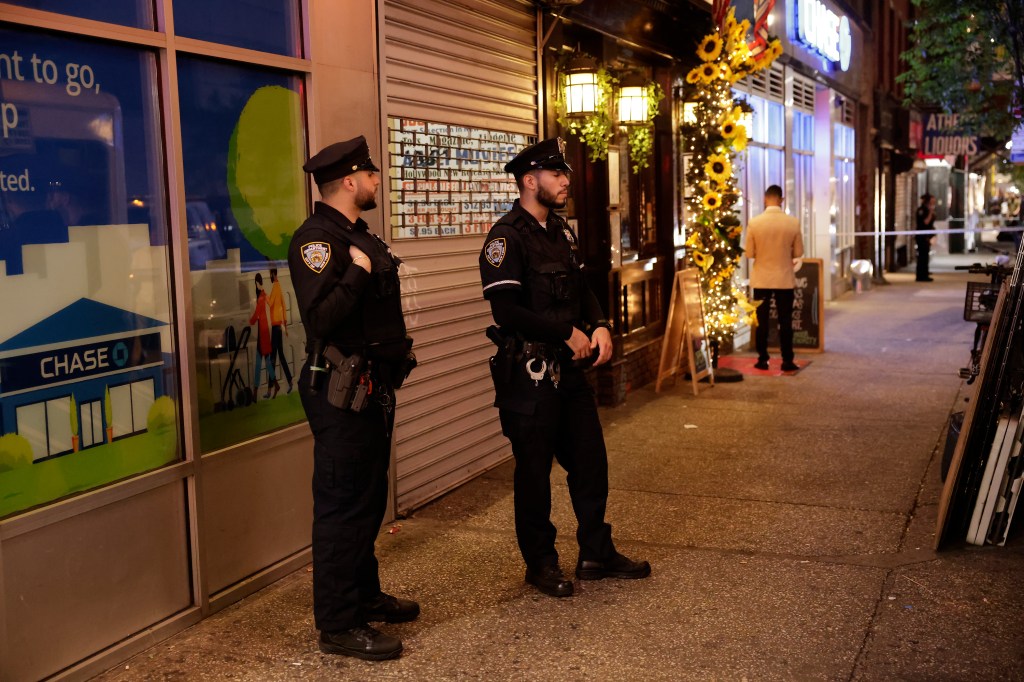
680, 6, 783, 351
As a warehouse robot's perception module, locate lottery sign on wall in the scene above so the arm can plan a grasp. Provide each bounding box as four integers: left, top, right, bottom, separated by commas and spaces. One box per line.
387, 118, 534, 239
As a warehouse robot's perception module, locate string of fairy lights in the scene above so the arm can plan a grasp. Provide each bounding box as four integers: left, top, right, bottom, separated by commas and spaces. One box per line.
682, 9, 782, 345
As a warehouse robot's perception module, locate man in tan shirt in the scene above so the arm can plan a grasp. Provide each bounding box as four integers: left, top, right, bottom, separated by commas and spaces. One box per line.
746, 185, 804, 372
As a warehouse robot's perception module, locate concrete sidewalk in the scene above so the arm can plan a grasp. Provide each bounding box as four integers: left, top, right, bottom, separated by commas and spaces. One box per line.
96, 261, 1024, 681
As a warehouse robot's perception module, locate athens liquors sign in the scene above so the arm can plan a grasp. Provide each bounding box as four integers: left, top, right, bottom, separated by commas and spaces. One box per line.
921, 113, 979, 156
794, 0, 852, 71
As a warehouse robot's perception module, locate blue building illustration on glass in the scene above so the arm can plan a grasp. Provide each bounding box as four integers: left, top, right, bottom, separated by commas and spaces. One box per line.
0, 298, 168, 460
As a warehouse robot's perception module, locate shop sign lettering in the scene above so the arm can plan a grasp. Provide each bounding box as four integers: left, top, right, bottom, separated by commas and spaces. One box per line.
795, 0, 852, 71
0, 333, 162, 395
921, 113, 979, 156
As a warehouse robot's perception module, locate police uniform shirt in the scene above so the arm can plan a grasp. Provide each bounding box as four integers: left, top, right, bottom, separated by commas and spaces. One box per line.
480, 200, 604, 344
288, 201, 405, 355
915, 203, 933, 232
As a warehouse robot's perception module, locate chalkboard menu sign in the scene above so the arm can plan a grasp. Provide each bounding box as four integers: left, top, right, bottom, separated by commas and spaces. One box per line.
758, 258, 825, 352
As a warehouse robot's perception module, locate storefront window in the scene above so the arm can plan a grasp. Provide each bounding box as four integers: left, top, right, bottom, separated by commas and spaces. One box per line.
737, 94, 784, 219
173, 0, 301, 57
177, 56, 307, 453
0, 28, 178, 518
833, 122, 856, 250
3, 0, 154, 28
792, 110, 814, 246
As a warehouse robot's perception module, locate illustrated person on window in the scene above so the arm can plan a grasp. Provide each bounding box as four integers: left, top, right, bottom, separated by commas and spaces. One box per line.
267, 267, 293, 393
249, 272, 278, 399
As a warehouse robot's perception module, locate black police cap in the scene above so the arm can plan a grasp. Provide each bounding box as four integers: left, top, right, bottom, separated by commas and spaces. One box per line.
504, 137, 573, 177
303, 135, 380, 185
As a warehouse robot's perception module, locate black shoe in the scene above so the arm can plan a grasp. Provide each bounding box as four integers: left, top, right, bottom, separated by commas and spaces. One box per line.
916, 277, 934, 282
362, 593, 420, 623
780, 361, 799, 372
753, 360, 770, 370
525, 564, 574, 597
576, 552, 651, 580
319, 625, 402, 660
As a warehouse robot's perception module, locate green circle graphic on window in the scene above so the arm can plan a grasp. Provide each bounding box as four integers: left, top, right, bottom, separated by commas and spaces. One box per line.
227, 85, 307, 261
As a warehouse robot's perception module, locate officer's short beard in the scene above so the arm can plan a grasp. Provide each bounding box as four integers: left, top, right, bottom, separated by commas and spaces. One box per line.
536, 185, 567, 210
355, 186, 377, 211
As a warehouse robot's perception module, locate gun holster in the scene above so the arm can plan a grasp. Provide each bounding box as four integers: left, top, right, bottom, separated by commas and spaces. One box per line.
323, 345, 367, 411
486, 326, 517, 387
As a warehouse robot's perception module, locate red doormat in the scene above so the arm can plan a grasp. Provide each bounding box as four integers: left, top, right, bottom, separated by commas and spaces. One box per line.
716, 355, 812, 376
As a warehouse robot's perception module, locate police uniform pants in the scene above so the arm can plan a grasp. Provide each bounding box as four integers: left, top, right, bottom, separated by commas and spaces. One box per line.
298, 363, 393, 633
753, 288, 796, 364
915, 235, 931, 281
497, 367, 614, 569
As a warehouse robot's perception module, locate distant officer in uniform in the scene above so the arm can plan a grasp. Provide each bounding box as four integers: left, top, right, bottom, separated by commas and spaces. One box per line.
289, 135, 418, 661
915, 193, 936, 282
479, 137, 651, 598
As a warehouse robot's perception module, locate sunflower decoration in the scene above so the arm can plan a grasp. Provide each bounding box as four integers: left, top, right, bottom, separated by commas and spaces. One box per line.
724, 7, 737, 35
718, 63, 740, 84
702, 190, 723, 211
697, 33, 723, 62
680, 6, 783, 346
732, 125, 749, 151
720, 117, 738, 138
704, 153, 732, 185
730, 41, 752, 70
692, 249, 714, 272
698, 62, 720, 83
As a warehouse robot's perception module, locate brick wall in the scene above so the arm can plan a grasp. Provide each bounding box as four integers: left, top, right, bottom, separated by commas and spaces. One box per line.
588, 336, 664, 407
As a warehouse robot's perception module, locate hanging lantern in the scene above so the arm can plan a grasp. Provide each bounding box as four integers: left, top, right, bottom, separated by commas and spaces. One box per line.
563, 55, 600, 116
617, 74, 650, 124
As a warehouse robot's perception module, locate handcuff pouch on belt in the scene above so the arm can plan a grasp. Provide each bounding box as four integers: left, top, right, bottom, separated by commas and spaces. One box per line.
486, 326, 561, 388
322, 345, 370, 412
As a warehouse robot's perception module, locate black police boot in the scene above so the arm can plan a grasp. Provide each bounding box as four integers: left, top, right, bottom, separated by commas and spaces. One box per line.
319, 625, 402, 660
576, 552, 651, 580
525, 564, 574, 597
362, 592, 420, 623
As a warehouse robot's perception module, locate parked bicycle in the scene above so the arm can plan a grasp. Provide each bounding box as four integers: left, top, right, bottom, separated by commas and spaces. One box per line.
957, 257, 1013, 385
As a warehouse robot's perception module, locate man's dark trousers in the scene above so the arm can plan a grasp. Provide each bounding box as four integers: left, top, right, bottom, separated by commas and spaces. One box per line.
915, 236, 931, 281
299, 362, 393, 633
754, 288, 795, 364
497, 366, 614, 570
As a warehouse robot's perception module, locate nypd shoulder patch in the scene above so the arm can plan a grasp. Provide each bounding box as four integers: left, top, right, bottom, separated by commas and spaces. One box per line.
484, 238, 506, 267
301, 242, 331, 273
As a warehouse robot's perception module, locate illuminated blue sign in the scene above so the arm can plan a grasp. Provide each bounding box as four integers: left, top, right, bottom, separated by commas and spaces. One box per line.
794, 0, 852, 71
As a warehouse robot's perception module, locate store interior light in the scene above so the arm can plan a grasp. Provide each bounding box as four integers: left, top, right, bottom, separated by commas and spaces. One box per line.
618, 74, 650, 124
563, 55, 600, 116
739, 109, 753, 132
683, 101, 698, 124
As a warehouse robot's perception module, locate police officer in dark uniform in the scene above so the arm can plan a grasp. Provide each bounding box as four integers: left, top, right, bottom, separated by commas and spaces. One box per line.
915, 193, 936, 282
289, 136, 418, 660
479, 137, 651, 598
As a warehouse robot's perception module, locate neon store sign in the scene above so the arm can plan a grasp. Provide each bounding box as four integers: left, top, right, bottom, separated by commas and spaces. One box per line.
794, 0, 852, 71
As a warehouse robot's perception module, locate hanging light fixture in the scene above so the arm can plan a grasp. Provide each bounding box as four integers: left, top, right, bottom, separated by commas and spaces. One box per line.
562, 54, 600, 116
617, 73, 650, 124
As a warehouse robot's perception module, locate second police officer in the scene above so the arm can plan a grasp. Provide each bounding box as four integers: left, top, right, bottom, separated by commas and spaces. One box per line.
289, 136, 417, 661
479, 137, 651, 598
